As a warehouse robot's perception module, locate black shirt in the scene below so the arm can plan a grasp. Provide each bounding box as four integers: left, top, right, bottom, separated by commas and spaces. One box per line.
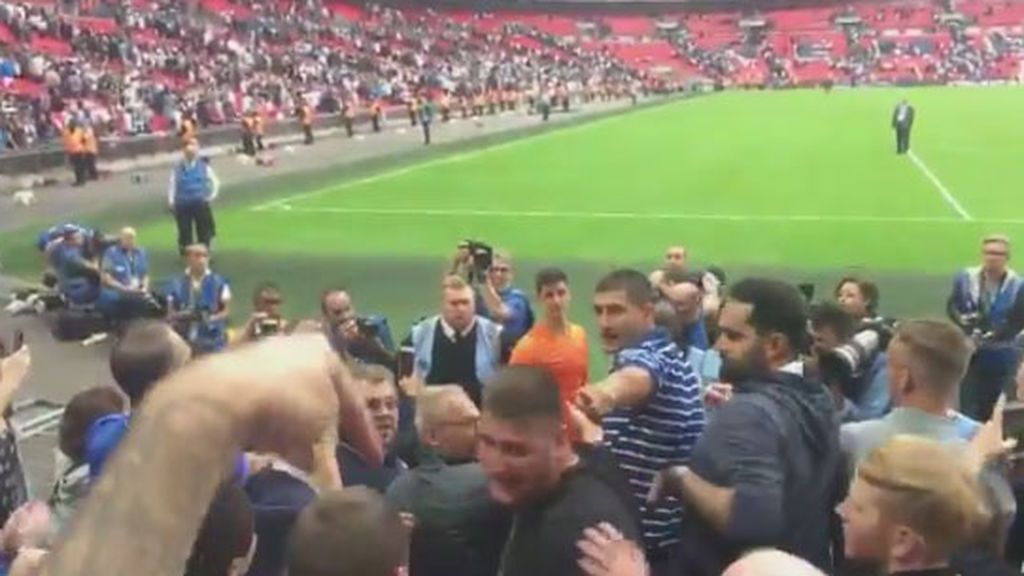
499, 458, 643, 576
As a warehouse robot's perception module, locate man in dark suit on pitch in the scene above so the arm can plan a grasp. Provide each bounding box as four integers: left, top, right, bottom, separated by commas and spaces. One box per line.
892, 99, 915, 155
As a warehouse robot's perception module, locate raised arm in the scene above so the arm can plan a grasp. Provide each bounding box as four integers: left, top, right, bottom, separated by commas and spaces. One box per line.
47, 336, 344, 576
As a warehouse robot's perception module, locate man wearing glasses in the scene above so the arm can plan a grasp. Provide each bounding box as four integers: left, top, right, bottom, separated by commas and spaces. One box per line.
948, 234, 1024, 420
386, 385, 509, 576
474, 251, 534, 360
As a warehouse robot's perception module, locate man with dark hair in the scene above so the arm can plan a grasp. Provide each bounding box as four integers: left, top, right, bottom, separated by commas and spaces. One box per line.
576, 268, 704, 567
288, 487, 408, 576
108, 320, 191, 406
652, 278, 839, 576
509, 267, 588, 437
809, 302, 891, 422
479, 365, 641, 576
319, 288, 395, 366
166, 244, 231, 354
337, 364, 406, 492
185, 482, 255, 576
88, 321, 193, 478
51, 386, 125, 528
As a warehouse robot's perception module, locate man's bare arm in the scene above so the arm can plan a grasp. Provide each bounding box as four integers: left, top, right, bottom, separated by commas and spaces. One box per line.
48, 336, 342, 576
577, 367, 654, 420
49, 396, 239, 576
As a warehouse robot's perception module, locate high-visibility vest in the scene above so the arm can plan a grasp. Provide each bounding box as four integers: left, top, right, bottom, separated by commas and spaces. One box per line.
299, 105, 312, 126
82, 127, 98, 155
241, 116, 254, 134
180, 118, 196, 141
63, 127, 84, 154
344, 103, 355, 119
253, 115, 264, 135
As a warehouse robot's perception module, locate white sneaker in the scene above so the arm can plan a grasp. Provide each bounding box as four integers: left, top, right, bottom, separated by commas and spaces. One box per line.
81, 332, 109, 347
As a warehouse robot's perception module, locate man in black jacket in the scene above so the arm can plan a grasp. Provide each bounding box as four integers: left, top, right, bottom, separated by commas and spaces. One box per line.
478, 366, 641, 576
651, 278, 840, 576
892, 99, 915, 155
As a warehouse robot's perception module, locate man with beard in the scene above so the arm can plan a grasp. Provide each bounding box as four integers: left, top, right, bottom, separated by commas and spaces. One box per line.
649, 278, 840, 576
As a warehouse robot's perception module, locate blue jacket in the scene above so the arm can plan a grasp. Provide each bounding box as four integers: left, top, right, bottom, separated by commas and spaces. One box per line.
166, 271, 229, 353
98, 245, 148, 309
949, 267, 1024, 369
172, 160, 213, 207
840, 353, 891, 423
50, 244, 98, 305
476, 287, 533, 345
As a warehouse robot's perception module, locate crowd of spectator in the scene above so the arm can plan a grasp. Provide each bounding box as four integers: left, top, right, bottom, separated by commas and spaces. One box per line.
0, 0, 645, 152
0, 230, 1023, 576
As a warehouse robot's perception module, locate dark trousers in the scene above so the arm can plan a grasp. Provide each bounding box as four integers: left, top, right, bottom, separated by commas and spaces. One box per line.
372, 114, 381, 132
959, 356, 1015, 421
895, 127, 911, 154
85, 153, 98, 180
409, 111, 418, 126
174, 201, 216, 253
303, 124, 314, 145
255, 135, 264, 151
242, 134, 256, 156
70, 153, 86, 185
344, 118, 353, 137
422, 122, 431, 145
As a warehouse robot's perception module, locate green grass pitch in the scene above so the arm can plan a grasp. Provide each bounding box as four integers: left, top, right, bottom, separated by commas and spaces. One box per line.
4, 85, 1024, 356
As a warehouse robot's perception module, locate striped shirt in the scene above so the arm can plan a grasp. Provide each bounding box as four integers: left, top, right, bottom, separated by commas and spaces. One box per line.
602, 329, 706, 554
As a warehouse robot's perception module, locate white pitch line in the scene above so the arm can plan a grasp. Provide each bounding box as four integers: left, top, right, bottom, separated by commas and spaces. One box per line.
908, 150, 973, 221
250, 99, 686, 212
263, 205, 1017, 224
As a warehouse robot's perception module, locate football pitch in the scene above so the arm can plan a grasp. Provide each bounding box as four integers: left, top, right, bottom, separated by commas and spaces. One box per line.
5, 85, 1024, 345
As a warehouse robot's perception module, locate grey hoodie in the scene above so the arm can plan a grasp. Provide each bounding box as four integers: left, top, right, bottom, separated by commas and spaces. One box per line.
678, 370, 841, 576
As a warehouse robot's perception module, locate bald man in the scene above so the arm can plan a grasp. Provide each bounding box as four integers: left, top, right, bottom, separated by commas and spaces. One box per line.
98, 227, 154, 321
723, 550, 825, 576
649, 246, 688, 288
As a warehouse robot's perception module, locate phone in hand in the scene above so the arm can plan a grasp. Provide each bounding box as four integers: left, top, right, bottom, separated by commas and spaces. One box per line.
1003, 401, 1024, 459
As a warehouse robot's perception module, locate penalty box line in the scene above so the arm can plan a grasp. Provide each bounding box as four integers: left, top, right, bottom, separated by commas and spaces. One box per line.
260, 205, 1019, 224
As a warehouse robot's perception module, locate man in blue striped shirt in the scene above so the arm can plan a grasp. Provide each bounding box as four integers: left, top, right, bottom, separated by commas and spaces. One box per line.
576, 268, 706, 572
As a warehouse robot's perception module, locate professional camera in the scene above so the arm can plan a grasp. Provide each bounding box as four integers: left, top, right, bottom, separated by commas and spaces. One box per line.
355, 317, 379, 337
253, 315, 284, 339
819, 319, 895, 399
462, 239, 493, 282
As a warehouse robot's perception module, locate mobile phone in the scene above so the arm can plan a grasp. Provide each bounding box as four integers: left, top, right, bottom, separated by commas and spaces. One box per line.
1002, 401, 1024, 457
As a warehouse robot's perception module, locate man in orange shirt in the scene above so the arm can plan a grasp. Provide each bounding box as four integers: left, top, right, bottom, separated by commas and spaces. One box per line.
509, 267, 588, 436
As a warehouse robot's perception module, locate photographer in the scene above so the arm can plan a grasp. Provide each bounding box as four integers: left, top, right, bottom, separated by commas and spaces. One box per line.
450, 243, 533, 358
166, 244, 231, 355
239, 282, 289, 342
948, 235, 1024, 420
809, 301, 891, 422
97, 227, 159, 323
835, 276, 881, 323
46, 226, 102, 307
319, 289, 395, 368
